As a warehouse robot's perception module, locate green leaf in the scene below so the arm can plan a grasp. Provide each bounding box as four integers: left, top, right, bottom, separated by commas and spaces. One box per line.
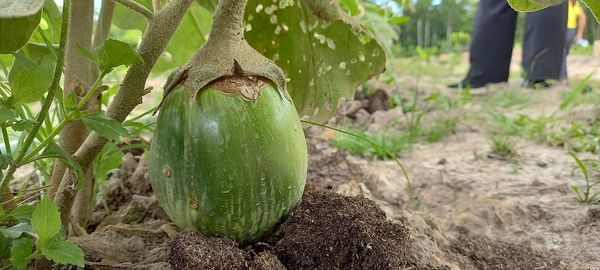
40, 239, 84, 267
76, 43, 99, 65
10, 237, 33, 269
506, 0, 547, 11
8, 44, 56, 104
93, 143, 124, 184
11, 119, 36, 132
388, 16, 409, 24
570, 152, 589, 180
31, 197, 61, 244
0, 0, 45, 18
340, 0, 360, 15
582, 0, 600, 22
38, 141, 84, 184
9, 205, 35, 222
245, 0, 386, 123
507, 0, 600, 21
112, 0, 152, 31
96, 39, 143, 72
0, 103, 16, 122
82, 112, 130, 141
0, 223, 36, 239
560, 73, 593, 110
0, 235, 11, 259
0, 0, 45, 54
0, 10, 43, 54
152, 4, 213, 73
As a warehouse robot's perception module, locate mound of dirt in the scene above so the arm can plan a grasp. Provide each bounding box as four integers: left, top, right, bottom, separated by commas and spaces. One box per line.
168, 191, 410, 270
272, 191, 410, 269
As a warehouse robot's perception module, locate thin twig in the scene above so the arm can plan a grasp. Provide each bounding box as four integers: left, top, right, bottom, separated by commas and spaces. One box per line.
0, 0, 72, 197
152, 0, 161, 12
111, 0, 153, 19
54, 0, 195, 229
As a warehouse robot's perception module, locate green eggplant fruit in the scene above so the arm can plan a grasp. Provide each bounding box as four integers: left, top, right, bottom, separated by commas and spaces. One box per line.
149, 77, 307, 245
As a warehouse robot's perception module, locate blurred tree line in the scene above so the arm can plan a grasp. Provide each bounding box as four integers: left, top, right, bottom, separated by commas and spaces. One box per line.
366, 0, 599, 57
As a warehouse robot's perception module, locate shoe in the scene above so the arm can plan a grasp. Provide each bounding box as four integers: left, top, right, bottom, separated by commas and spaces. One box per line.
447, 80, 485, 89
522, 79, 551, 89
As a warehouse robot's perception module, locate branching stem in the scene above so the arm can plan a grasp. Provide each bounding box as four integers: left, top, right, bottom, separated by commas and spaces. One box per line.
0, 0, 72, 197
54, 0, 195, 229
110, 0, 153, 19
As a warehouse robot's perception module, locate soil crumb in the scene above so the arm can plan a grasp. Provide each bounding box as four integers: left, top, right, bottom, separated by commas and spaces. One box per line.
170, 231, 247, 270
272, 191, 410, 269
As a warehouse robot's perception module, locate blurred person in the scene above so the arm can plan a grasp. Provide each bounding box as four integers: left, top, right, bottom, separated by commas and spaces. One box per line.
560, 0, 587, 80
448, 0, 568, 90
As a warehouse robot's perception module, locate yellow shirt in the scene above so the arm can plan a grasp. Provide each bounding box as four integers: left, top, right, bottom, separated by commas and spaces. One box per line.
568, 0, 583, 29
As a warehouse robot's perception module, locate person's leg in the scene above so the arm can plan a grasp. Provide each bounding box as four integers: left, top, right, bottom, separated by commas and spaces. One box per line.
522, 1, 568, 83
450, 0, 517, 88
560, 28, 577, 80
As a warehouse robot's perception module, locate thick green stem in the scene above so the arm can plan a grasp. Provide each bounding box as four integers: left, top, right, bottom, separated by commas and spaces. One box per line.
21, 121, 67, 164
208, 0, 248, 44
77, 71, 107, 109
0, 0, 72, 196
1, 125, 11, 156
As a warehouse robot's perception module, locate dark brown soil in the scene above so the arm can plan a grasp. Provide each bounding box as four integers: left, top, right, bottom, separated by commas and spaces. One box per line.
168, 191, 410, 270
271, 191, 409, 269
170, 231, 247, 270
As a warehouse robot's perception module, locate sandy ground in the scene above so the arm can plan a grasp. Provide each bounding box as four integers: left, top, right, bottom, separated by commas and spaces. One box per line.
307, 53, 600, 269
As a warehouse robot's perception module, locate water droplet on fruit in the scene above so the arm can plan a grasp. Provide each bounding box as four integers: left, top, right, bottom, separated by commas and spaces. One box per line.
358, 52, 366, 62
326, 38, 336, 50
220, 181, 233, 193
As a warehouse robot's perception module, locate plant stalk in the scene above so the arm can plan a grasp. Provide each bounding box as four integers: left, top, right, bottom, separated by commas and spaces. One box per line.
207, 0, 248, 44
111, 0, 153, 18
54, 0, 195, 229
0, 0, 72, 202
1, 125, 11, 156
49, 0, 96, 202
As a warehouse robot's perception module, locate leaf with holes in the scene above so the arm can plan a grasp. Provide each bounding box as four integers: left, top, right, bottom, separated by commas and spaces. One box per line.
508, 0, 599, 21
245, 0, 386, 123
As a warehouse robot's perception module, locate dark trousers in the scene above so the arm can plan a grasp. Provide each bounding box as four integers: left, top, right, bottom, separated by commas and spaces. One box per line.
466, 0, 568, 85
560, 28, 578, 80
